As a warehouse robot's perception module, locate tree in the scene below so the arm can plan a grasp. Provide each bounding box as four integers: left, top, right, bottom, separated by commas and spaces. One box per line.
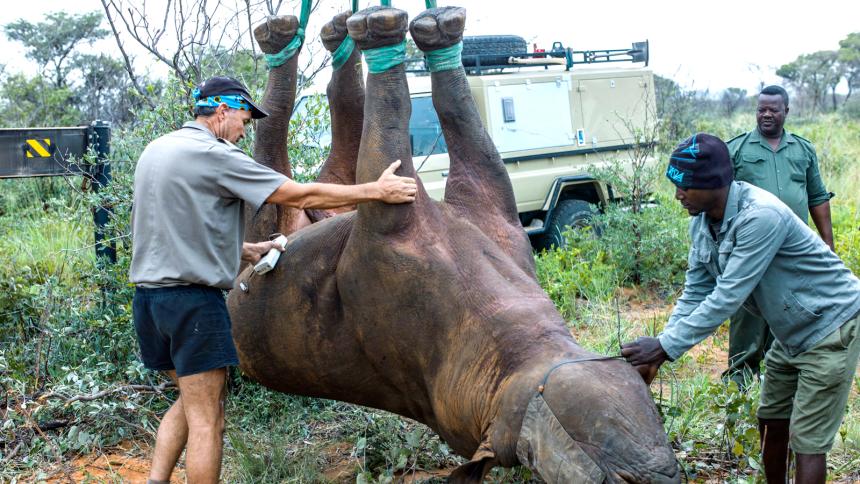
777, 50, 842, 113
838, 32, 860, 104
0, 73, 81, 128
3, 11, 108, 89
720, 87, 748, 116
74, 53, 158, 124
100, 0, 328, 99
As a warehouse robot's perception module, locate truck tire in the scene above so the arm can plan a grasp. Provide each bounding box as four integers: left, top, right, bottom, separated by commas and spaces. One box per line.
462, 35, 527, 67
534, 199, 596, 251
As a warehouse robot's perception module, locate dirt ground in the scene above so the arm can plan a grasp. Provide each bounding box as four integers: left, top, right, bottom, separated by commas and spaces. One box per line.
37, 443, 184, 483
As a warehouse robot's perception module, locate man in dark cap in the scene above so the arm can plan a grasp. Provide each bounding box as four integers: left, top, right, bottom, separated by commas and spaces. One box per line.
725, 85, 834, 385
622, 133, 860, 484
130, 76, 417, 483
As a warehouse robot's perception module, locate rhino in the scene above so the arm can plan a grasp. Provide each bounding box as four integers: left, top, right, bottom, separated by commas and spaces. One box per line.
229, 6, 679, 482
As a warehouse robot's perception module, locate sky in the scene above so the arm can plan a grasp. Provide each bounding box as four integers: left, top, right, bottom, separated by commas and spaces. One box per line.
0, 0, 857, 95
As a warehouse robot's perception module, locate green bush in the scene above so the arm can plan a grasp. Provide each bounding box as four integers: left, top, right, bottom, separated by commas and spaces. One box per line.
538, 190, 690, 309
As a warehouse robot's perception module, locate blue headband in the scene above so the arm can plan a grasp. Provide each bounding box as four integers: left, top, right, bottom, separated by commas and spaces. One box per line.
192, 88, 251, 112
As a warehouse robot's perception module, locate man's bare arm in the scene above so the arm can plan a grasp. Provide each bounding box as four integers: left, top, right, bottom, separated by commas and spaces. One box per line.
809, 201, 834, 251
266, 160, 416, 209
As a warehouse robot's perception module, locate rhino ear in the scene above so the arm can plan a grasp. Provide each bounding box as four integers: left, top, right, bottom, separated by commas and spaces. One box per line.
448, 439, 496, 483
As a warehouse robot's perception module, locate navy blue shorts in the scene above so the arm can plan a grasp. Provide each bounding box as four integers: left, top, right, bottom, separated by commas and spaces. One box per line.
132, 285, 239, 377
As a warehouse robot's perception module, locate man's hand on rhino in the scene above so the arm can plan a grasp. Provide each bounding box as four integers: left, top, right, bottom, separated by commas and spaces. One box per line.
621, 336, 669, 385
241, 240, 284, 264
376, 160, 417, 204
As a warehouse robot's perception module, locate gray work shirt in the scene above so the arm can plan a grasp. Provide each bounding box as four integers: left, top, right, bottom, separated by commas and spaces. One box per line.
659, 181, 860, 360
130, 121, 288, 289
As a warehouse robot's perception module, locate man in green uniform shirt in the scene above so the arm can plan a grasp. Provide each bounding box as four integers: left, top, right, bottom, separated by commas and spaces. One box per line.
725, 85, 834, 384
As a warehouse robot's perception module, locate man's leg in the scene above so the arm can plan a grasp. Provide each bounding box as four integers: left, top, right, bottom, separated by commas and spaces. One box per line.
149, 370, 187, 482
779, 315, 860, 484
757, 337, 798, 483
759, 417, 790, 483
727, 306, 773, 386
177, 367, 228, 484
795, 453, 826, 484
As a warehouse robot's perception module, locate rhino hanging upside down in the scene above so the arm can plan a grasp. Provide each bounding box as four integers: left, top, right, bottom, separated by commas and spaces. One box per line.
229, 6, 679, 482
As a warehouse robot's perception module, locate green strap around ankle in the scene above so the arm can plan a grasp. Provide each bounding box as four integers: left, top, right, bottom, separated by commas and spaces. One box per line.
332, 36, 357, 70
424, 41, 462, 72
264, 0, 312, 68
363, 40, 406, 74
377, 1, 436, 8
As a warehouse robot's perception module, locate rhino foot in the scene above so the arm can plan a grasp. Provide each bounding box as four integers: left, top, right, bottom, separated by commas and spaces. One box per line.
409, 6, 466, 51
321, 11, 352, 52
346, 6, 408, 50
254, 15, 300, 54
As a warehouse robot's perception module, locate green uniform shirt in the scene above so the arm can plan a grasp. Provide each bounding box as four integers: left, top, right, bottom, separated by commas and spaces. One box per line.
658, 182, 860, 360
727, 129, 832, 222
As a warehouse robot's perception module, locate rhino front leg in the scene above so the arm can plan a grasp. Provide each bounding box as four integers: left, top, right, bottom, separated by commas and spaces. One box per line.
409, 7, 535, 276
306, 11, 366, 222
246, 15, 311, 241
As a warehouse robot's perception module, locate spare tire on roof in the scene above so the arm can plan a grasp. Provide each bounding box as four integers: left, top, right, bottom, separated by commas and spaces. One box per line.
461, 35, 528, 67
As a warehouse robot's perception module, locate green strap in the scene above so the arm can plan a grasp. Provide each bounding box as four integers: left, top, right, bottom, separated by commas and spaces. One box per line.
353, 0, 359, 11
424, 41, 462, 72
331, 36, 356, 70
264, 0, 312, 68
363, 40, 406, 73
377, 0, 435, 9
377, 1, 435, 9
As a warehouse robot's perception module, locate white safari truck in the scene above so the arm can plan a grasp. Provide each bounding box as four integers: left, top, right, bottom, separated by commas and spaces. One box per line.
294, 37, 656, 249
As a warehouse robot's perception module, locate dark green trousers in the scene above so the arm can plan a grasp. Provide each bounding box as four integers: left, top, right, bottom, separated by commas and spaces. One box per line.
726, 306, 774, 387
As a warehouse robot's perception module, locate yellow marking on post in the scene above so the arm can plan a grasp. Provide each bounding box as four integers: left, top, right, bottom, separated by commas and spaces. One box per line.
25, 139, 52, 157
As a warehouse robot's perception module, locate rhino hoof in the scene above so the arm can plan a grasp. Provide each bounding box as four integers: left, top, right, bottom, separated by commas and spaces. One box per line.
254, 15, 300, 54
409, 6, 466, 52
321, 11, 352, 52
346, 6, 408, 50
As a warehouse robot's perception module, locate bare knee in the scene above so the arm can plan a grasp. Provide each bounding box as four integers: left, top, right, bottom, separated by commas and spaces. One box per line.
177, 368, 227, 435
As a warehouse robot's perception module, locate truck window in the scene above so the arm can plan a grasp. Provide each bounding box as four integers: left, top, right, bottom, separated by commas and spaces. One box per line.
291, 94, 448, 157
409, 96, 448, 157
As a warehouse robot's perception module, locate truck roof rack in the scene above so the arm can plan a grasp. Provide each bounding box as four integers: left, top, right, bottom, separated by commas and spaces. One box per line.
406, 40, 649, 76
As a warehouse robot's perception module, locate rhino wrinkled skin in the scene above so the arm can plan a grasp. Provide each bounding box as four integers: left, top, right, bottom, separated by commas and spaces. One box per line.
228, 6, 679, 482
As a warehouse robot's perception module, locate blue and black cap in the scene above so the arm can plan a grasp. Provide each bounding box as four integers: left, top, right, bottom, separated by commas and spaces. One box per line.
666, 133, 733, 189
193, 76, 269, 119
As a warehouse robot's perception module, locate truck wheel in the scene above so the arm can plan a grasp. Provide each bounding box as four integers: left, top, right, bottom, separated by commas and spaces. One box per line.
462, 35, 527, 67
535, 199, 596, 251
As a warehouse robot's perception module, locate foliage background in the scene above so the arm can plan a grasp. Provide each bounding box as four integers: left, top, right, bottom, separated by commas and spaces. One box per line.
0, 9, 859, 484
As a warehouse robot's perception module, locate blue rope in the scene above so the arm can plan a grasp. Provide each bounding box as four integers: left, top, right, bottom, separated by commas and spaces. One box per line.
264, 0, 312, 68
424, 41, 462, 72
331, 36, 356, 70
363, 41, 406, 74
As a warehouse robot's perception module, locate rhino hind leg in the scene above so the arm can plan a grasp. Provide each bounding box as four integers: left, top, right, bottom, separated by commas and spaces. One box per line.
307, 11, 366, 222
409, 8, 536, 276
246, 15, 311, 241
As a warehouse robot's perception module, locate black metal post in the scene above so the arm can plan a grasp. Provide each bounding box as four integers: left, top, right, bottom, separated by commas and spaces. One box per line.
89, 120, 116, 263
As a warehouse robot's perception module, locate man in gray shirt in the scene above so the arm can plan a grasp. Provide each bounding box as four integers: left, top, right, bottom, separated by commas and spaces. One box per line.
131, 76, 417, 484
622, 133, 860, 484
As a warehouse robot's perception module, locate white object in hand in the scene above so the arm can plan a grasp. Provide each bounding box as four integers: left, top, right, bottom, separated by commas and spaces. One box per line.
253, 235, 288, 275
